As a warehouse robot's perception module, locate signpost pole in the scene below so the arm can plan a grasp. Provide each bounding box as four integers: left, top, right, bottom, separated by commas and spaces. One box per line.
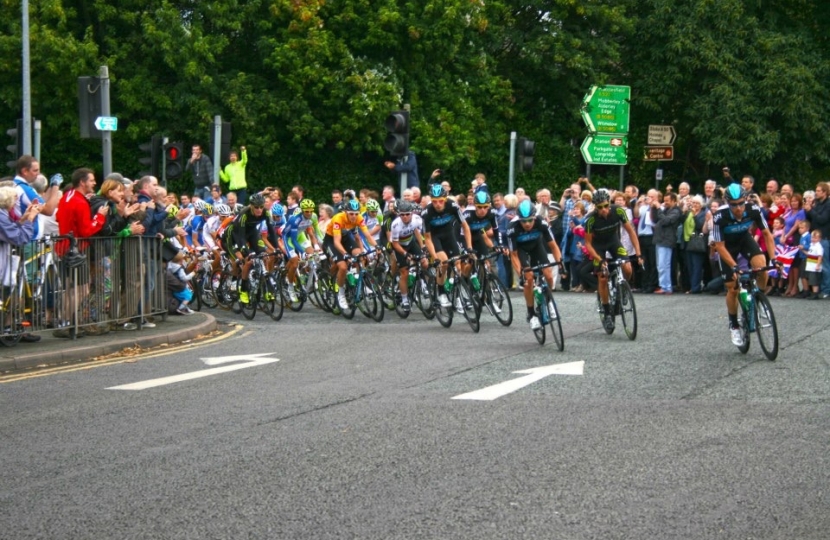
99, 66, 112, 177
213, 116, 222, 185
619, 165, 624, 192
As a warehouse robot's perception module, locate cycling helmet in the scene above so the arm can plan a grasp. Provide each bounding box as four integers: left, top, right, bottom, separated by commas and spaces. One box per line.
397, 201, 415, 214
517, 199, 535, 219
215, 203, 232, 216
193, 200, 210, 213
592, 189, 611, 205
167, 205, 180, 218
345, 198, 360, 212
430, 184, 448, 198
299, 198, 316, 211
366, 199, 381, 212
271, 202, 285, 218
249, 193, 266, 207
474, 191, 491, 206
724, 183, 745, 202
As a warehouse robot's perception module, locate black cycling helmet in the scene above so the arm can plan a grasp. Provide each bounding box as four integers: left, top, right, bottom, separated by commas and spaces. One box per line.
592, 189, 610, 205
398, 201, 416, 213
474, 191, 491, 206
430, 184, 448, 198
249, 193, 266, 207
517, 199, 534, 219
724, 183, 745, 202
345, 198, 360, 212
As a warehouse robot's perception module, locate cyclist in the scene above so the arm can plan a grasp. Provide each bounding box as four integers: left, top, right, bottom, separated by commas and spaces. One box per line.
583, 189, 643, 331
323, 198, 380, 310
462, 192, 505, 285
186, 200, 212, 250
712, 183, 779, 346
359, 199, 383, 249
506, 199, 563, 330
221, 193, 279, 305
390, 200, 428, 312
422, 184, 474, 308
282, 198, 322, 302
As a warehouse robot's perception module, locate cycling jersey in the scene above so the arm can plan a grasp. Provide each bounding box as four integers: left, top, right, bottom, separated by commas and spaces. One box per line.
422, 200, 466, 236
390, 214, 424, 246
283, 207, 319, 256
711, 203, 768, 246
325, 212, 370, 237
506, 216, 554, 251
462, 208, 503, 246
224, 205, 278, 255
584, 204, 629, 239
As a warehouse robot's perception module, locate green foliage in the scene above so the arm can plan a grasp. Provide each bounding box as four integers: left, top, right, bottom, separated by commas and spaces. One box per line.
1, 0, 828, 197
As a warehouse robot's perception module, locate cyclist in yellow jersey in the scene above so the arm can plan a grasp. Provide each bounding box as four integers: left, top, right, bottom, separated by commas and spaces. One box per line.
323, 198, 379, 309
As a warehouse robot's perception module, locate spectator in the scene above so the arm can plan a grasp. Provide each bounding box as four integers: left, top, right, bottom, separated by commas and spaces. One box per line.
637, 190, 659, 293
384, 150, 420, 189
13, 155, 61, 240
381, 185, 396, 213
683, 195, 708, 294
0, 186, 42, 342
186, 144, 214, 201
206, 184, 227, 206
766, 178, 780, 197
651, 191, 681, 294
807, 182, 830, 298
220, 146, 248, 204
54, 168, 109, 338
800, 230, 824, 299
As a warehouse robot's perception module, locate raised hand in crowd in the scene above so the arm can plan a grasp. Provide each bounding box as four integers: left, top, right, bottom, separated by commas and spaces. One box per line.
129, 222, 145, 235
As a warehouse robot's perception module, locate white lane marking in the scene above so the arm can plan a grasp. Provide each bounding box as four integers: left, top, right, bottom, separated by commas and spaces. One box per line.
201, 353, 277, 366
107, 355, 279, 390
452, 361, 584, 401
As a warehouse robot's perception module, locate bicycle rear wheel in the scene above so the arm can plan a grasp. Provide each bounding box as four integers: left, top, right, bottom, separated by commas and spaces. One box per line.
618, 282, 637, 341
358, 275, 384, 322
545, 290, 564, 351
414, 274, 435, 320
264, 274, 284, 321
753, 291, 778, 360
198, 271, 218, 309
240, 283, 257, 320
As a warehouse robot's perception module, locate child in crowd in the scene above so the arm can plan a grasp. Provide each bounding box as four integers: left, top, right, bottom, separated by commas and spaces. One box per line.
768, 217, 787, 295
168, 251, 195, 314
801, 230, 824, 300
785, 219, 810, 297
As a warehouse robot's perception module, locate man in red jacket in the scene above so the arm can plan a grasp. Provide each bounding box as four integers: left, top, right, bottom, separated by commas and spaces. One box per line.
54, 168, 109, 338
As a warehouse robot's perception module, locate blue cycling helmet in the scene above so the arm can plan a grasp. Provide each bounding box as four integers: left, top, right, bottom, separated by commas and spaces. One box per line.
474, 191, 491, 206
517, 199, 534, 219
271, 202, 285, 218
346, 198, 360, 212
430, 184, 448, 198
724, 183, 745, 202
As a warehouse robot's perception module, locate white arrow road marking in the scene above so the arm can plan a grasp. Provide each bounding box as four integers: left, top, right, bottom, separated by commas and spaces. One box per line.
107, 354, 279, 391
452, 361, 584, 401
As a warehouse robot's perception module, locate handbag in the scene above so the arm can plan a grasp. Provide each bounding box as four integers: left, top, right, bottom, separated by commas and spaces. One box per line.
686, 232, 708, 253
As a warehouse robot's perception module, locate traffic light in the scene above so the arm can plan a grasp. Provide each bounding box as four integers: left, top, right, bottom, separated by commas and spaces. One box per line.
138, 135, 161, 177
384, 110, 410, 157
164, 141, 184, 180
6, 119, 23, 170
517, 137, 535, 173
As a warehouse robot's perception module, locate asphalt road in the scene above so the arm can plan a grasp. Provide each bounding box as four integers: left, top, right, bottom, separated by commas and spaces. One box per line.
2, 292, 828, 539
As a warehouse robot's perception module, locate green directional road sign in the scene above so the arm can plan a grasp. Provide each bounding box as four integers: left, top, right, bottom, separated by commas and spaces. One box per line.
580, 135, 628, 165
581, 85, 631, 134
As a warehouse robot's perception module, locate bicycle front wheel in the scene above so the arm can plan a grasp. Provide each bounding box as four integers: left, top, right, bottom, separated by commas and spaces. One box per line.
486, 273, 512, 326
753, 291, 778, 360
532, 305, 546, 345
618, 282, 637, 341
737, 304, 751, 354
545, 290, 564, 351
455, 277, 480, 333
434, 281, 454, 328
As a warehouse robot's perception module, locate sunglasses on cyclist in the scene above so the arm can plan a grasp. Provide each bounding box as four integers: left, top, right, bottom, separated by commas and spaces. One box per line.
251, 205, 264, 210
475, 205, 490, 209
521, 217, 535, 224
432, 198, 447, 203
595, 202, 610, 209
729, 201, 746, 208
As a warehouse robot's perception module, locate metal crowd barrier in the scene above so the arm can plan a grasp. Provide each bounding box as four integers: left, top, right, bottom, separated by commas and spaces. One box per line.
0, 235, 167, 342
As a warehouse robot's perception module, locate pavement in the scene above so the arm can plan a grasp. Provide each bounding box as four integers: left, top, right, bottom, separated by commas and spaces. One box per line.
0, 312, 217, 373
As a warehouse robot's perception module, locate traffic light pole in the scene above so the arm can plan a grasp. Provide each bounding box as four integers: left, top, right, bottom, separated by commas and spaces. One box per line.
33, 119, 41, 162
99, 66, 113, 177
161, 136, 168, 187
213, 116, 222, 184
21, 0, 33, 155
508, 131, 516, 195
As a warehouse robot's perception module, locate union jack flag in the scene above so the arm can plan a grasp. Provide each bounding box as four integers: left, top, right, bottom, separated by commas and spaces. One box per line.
769, 244, 799, 279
